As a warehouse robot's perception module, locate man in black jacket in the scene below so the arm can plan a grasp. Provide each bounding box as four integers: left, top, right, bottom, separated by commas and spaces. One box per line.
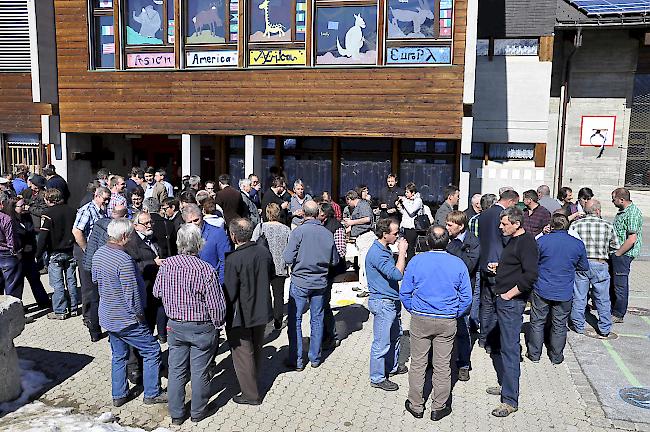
161, 197, 184, 232
223, 217, 274, 405
445, 210, 480, 382
261, 176, 290, 225
37, 189, 78, 319
43, 164, 71, 203
144, 198, 176, 258
477, 189, 519, 348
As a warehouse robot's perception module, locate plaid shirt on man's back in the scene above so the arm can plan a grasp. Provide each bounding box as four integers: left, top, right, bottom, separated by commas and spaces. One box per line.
468, 213, 480, 238
570, 215, 620, 260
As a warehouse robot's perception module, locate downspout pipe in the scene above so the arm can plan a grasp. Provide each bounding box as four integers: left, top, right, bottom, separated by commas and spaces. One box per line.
558, 29, 581, 189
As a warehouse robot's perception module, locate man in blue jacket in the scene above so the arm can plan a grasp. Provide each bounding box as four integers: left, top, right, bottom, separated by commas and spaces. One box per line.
401, 225, 472, 422
283, 200, 339, 371
366, 218, 408, 392
527, 214, 588, 364
182, 204, 231, 285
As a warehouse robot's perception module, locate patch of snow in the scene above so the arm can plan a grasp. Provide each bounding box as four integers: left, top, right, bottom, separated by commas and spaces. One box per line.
0, 401, 172, 432
0, 359, 50, 415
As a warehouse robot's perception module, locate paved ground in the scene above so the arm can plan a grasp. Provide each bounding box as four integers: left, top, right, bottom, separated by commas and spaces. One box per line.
1, 262, 650, 431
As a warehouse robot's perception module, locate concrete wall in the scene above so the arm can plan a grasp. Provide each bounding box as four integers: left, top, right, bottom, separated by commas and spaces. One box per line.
546, 30, 640, 218
473, 55, 552, 144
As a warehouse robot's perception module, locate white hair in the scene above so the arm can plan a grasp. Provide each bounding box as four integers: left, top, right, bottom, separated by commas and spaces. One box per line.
239, 178, 251, 189
181, 204, 202, 222
107, 218, 133, 242
177, 224, 205, 255
294, 179, 304, 189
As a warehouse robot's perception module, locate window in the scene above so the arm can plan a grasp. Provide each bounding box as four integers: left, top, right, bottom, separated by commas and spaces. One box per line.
247, 0, 306, 66
124, 0, 175, 69
89, 1, 116, 69
315, 4, 378, 66
385, 0, 452, 65
477, 38, 539, 57
87, 0, 457, 69
184, 0, 239, 68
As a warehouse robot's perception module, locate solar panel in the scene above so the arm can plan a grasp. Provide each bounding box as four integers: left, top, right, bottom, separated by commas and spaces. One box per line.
569, 0, 650, 15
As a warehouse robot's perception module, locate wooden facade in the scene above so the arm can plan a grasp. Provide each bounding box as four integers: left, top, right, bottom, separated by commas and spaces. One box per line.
54, 0, 468, 139
0, 72, 52, 133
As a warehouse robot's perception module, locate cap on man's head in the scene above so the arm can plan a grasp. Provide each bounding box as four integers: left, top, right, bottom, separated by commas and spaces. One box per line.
30, 174, 47, 189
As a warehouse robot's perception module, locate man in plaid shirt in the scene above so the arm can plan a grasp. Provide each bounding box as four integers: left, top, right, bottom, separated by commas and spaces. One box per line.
610, 188, 644, 322
569, 199, 620, 337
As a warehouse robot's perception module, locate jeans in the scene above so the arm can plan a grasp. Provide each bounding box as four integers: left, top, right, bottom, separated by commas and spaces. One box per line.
0, 254, 22, 299
74, 245, 101, 339
572, 260, 612, 335
368, 298, 401, 384
527, 291, 571, 364
168, 320, 218, 419
611, 254, 633, 319
49, 252, 80, 314
479, 272, 497, 348
455, 315, 472, 369
288, 283, 325, 368
470, 271, 481, 329
20, 254, 49, 305
323, 282, 338, 343
108, 323, 162, 400
488, 296, 526, 408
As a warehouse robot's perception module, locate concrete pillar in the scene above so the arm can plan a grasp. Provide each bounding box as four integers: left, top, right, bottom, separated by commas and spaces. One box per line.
244, 135, 262, 178
181, 134, 201, 177
51, 130, 68, 181
0, 295, 25, 403
460, 117, 473, 209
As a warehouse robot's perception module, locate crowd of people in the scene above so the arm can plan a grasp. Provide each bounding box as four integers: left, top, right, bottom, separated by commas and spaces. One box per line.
0, 164, 644, 424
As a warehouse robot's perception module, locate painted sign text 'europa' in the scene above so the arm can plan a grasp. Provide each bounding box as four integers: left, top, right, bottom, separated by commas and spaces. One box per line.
186, 51, 238, 67
385, 47, 451, 64
127, 52, 175, 68
249, 49, 306, 66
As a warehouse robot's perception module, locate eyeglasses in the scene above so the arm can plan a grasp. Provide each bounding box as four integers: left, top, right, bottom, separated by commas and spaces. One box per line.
187, 218, 201, 224
251, 181, 260, 185
136, 221, 152, 226
161, 206, 169, 210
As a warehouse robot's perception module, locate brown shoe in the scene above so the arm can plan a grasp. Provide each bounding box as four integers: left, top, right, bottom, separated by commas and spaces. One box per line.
491, 403, 517, 417
47, 312, 69, 320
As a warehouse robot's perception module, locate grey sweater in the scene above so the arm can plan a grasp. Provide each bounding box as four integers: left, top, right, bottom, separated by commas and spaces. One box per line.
282, 219, 339, 290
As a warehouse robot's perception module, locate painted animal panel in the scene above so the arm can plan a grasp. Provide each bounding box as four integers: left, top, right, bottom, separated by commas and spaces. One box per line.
193, 2, 224, 37
249, 0, 292, 42
315, 5, 377, 65
388, 0, 434, 38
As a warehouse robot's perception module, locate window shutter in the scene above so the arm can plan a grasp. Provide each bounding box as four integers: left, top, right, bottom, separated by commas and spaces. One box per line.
0, 0, 31, 71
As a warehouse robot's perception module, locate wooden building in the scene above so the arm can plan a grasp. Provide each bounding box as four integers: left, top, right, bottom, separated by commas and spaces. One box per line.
44, 0, 477, 203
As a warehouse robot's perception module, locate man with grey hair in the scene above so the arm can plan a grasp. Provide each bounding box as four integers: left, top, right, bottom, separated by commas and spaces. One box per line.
283, 200, 339, 370
239, 178, 261, 226
465, 193, 482, 219
154, 224, 226, 425
485, 206, 538, 418
224, 217, 274, 405
182, 203, 231, 284
145, 197, 176, 258
570, 199, 620, 337
536, 184, 561, 213
290, 179, 312, 228
92, 218, 166, 407
73, 185, 111, 342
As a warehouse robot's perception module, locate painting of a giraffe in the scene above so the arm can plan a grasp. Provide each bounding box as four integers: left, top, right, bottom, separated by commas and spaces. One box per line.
258, 0, 286, 37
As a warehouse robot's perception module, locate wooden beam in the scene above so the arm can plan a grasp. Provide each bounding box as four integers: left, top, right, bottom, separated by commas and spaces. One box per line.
534, 143, 546, 167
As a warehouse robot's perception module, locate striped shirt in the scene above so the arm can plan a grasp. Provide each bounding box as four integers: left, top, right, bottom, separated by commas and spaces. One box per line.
153, 254, 226, 329
570, 215, 620, 260
92, 243, 146, 332
107, 192, 127, 218
613, 203, 644, 258
74, 200, 106, 239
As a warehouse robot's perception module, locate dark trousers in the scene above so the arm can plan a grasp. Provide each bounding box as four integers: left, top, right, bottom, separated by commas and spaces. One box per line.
74, 245, 101, 339
167, 320, 219, 419
403, 228, 418, 264
526, 291, 571, 364
0, 254, 23, 299
478, 271, 497, 348
611, 254, 633, 319
323, 281, 338, 343
145, 294, 168, 339
270, 276, 286, 324
19, 255, 50, 305
487, 295, 527, 408
227, 325, 265, 402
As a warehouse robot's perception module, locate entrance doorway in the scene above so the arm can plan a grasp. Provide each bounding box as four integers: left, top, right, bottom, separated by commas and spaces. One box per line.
131, 135, 182, 184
